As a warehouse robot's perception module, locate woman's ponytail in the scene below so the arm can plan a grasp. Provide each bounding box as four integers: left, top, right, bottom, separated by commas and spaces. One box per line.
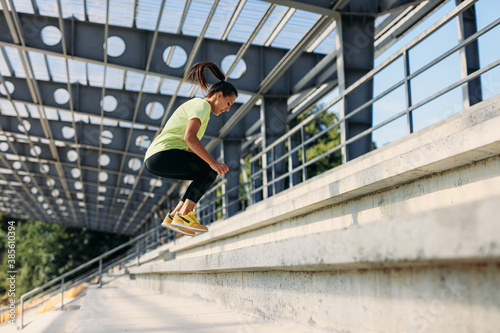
183, 62, 238, 98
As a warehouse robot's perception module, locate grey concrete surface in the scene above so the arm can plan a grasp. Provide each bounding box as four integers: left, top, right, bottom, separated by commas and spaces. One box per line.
1, 290, 87, 333
68, 277, 314, 333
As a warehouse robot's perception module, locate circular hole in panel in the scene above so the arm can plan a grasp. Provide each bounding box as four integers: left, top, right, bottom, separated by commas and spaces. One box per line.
98, 186, 106, 193
46, 178, 55, 187
18, 120, 31, 132
23, 176, 31, 183
123, 175, 135, 185
163, 45, 187, 68
128, 158, 141, 171
99, 154, 110, 166
99, 171, 108, 182
12, 161, 22, 169
71, 168, 81, 178
37, 196, 44, 203
43, 203, 49, 209
62, 126, 75, 139
76, 193, 84, 200
30, 145, 42, 157
150, 179, 163, 187
56, 198, 64, 205
67, 150, 78, 162
101, 130, 113, 145
101, 95, 118, 112
145, 102, 165, 120
221, 55, 247, 79
40, 164, 50, 174
0, 142, 9, 151
54, 88, 70, 104
135, 135, 150, 150
74, 181, 83, 190
105, 36, 126, 57
52, 189, 60, 197
60, 206, 66, 211
0, 81, 15, 95
41, 26, 62, 46
31, 187, 38, 194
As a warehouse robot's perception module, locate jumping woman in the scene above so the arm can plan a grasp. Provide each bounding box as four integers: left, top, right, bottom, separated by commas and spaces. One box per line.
144, 62, 238, 236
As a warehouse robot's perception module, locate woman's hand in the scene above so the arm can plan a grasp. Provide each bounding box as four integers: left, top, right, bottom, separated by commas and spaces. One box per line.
210, 161, 229, 176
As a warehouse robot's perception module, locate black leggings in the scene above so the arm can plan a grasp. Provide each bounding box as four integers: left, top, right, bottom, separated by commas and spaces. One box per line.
145, 149, 217, 204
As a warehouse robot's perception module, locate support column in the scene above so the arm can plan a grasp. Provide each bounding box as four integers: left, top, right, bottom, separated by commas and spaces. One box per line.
222, 139, 241, 218
456, 0, 482, 107
336, 14, 375, 162
262, 96, 288, 196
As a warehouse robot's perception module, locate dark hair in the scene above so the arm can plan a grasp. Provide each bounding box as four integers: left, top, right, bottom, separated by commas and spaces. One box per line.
183, 62, 238, 98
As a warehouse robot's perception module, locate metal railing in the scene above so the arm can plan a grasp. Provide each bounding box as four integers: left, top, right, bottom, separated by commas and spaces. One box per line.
196, 178, 252, 223
249, 0, 499, 199
17, 224, 167, 330
196, 0, 499, 220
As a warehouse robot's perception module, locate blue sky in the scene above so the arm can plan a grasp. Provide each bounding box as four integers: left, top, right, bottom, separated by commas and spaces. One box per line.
372, 0, 500, 147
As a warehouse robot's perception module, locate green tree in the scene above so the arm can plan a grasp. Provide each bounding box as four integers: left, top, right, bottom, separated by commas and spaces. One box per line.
0, 219, 130, 305
297, 105, 342, 179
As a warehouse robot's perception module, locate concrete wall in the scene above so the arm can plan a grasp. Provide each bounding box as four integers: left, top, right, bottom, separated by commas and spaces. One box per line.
117, 95, 500, 332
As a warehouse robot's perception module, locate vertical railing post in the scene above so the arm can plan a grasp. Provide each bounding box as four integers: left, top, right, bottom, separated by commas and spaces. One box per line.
403, 49, 414, 135
135, 242, 140, 266
288, 136, 292, 189
301, 126, 306, 182
262, 154, 268, 199
60, 277, 64, 310
20, 295, 24, 330
98, 258, 103, 288
156, 220, 160, 246
271, 146, 276, 196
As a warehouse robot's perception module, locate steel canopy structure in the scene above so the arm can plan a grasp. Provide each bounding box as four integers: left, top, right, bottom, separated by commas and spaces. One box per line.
0, 0, 450, 235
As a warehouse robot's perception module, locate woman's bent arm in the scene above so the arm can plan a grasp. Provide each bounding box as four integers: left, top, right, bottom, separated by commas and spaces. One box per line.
184, 118, 229, 176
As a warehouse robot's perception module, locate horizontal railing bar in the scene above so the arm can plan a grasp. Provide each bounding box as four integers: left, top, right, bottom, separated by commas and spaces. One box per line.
250, 0, 480, 163
257, 58, 500, 190
251, 14, 498, 168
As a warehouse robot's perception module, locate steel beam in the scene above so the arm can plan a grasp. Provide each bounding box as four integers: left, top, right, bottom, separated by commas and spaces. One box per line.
339, 0, 427, 15
260, 0, 336, 16
375, 0, 445, 56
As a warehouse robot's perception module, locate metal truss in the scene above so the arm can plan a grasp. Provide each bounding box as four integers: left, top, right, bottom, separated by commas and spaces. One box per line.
0, 0, 450, 234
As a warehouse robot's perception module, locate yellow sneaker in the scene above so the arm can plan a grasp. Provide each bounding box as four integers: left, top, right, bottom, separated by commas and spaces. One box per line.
172, 210, 208, 233
161, 212, 195, 236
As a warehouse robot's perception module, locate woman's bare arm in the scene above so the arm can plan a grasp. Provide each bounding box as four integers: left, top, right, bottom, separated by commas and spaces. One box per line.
184, 118, 229, 175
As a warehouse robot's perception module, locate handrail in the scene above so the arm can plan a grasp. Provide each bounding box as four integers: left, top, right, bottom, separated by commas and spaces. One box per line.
250, 0, 481, 163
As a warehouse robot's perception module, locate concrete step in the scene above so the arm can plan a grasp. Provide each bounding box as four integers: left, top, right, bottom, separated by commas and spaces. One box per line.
69, 276, 314, 333
128, 195, 500, 275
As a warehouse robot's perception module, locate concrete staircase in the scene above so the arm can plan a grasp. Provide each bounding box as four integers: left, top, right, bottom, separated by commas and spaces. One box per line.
112, 95, 500, 332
